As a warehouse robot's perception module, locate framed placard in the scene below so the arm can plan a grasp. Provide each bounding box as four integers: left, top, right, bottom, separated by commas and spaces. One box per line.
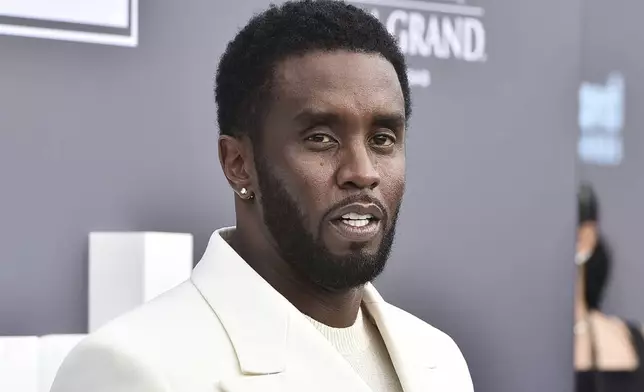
0, 0, 138, 47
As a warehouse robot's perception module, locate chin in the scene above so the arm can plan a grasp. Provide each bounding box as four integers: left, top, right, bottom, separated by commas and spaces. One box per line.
322, 227, 385, 254
326, 240, 381, 257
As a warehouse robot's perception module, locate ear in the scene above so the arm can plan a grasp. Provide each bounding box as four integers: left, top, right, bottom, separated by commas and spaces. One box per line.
218, 135, 254, 196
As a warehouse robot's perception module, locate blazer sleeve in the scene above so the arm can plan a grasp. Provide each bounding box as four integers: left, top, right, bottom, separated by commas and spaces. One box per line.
50, 339, 172, 392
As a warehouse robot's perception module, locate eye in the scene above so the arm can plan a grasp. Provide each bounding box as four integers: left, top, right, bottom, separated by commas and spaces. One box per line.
371, 133, 396, 147
305, 133, 335, 144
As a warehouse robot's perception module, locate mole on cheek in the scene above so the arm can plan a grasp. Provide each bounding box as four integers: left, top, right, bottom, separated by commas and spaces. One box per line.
319, 161, 324, 167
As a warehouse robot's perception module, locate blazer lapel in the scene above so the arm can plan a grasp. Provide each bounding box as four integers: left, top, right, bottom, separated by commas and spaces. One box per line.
191, 228, 372, 392
363, 284, 440, 392
217, 312, 374, 392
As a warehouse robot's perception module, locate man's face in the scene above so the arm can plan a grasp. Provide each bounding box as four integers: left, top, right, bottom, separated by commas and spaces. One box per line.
253, 50, 406, 290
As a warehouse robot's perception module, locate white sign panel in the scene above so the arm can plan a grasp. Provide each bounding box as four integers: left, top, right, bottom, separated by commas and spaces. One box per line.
578, 72, 625, 166
0, 0, 138, 47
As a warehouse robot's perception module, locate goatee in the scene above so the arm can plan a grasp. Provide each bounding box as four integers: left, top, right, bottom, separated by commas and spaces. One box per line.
255, 156, 400, 291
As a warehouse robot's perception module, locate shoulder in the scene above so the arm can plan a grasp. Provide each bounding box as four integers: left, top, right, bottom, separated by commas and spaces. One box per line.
51, 335, 172, 392
86, 280, 219, 349
53, 281, 238, 391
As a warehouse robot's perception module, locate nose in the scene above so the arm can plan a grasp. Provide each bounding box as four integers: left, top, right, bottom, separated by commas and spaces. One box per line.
336, 142, 380, 190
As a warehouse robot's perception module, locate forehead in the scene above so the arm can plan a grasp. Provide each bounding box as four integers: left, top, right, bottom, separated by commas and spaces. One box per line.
270, 50, 405, 116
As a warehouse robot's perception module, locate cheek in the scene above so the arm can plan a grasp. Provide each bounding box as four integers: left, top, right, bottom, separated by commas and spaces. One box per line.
285, 154, 337, 214
576, 227, 595, 254
378, 157, 406, 206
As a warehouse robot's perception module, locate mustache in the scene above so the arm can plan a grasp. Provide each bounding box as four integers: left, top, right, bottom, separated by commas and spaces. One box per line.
323, 194, 389, 222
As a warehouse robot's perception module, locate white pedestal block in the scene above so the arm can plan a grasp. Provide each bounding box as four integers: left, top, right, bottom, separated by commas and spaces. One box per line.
38, 335, 85, 392
89, 232, 193, 332
0, 336, 39, 392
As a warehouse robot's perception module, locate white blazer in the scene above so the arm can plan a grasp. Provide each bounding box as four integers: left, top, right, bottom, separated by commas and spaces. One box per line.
51, 228, 474, 392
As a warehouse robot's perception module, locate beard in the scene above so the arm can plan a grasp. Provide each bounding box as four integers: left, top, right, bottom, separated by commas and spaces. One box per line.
254, 156, 401, 291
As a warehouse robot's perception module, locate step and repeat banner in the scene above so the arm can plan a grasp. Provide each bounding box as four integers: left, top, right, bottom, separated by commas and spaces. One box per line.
0, 1, 580, 392
351, 0, 487, 89
0, 0, 138, 46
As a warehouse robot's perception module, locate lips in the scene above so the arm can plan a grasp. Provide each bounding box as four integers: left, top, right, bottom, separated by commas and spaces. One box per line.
327, 202, 385, 243
328, 203, 384, 222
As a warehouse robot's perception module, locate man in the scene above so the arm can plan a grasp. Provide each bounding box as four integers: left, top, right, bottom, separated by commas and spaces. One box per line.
52, 1, 473, 391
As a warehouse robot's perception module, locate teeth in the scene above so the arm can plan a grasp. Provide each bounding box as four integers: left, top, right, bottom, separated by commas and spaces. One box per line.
341, 212, 373, 220
342, 219, 370, 227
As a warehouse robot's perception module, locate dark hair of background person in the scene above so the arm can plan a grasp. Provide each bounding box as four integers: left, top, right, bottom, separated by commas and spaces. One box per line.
578, 183, 610, 310
214, 0, 411, 147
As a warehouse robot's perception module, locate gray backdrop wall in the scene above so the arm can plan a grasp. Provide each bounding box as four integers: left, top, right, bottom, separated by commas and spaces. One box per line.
579, 0, 644, 324
0, 1, 580, 392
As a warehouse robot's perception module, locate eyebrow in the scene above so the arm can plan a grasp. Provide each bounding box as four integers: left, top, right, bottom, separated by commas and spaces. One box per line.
293, 109, 341, 126
372, 112, 406, 130
293, 109, 406, 129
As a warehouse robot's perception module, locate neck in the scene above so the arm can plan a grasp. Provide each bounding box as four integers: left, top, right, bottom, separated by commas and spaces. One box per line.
230, 212, 364, 328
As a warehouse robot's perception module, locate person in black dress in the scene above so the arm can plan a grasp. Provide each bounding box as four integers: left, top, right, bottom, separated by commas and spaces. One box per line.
575, 183, 644, 392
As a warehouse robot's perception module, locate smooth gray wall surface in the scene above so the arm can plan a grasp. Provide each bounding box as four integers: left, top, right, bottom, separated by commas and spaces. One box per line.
0, 1, 579, 392
579, 0, 644, 323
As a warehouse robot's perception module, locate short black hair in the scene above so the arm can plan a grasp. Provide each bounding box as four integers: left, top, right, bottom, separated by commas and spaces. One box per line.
215, 0, 411, 141
578, 182, 599, 225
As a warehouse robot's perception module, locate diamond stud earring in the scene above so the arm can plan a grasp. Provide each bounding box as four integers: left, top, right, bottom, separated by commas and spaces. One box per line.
239, 187, 254, 200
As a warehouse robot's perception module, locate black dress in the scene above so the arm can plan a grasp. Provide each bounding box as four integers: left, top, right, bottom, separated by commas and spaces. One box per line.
576, 322, 644, 392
